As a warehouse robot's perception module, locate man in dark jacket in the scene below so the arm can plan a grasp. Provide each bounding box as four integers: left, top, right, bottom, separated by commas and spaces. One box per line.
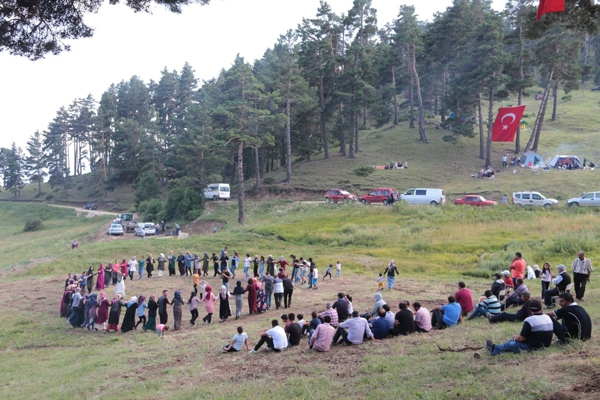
489, 292, 531, 323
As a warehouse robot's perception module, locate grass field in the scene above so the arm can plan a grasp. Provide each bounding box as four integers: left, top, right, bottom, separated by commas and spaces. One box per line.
1, 201, 599, 400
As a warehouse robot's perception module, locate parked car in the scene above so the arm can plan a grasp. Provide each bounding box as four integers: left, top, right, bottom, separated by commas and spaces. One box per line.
83, 203, 97, 210
324, 189, 357, 203
454, 195, 497, 207
591, 86, 600, 92
107, 224, 124, 236
567, 192, 600, 207
400, 188, 446, 206
359, 187, 396, 205
204, 183, 230, 201
512, 191, 558, 207
135, 223, 157, 236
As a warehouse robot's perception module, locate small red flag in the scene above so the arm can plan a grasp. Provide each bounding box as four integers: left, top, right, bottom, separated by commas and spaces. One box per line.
537, 0, 565, 20
492, 105, 526, 142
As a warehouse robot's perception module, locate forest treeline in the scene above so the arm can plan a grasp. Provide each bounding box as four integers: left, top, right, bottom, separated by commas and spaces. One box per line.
1, 0, 599, 224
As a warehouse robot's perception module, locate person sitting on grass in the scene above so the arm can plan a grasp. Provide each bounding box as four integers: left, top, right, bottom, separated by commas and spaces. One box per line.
490, 292, 531, 323
332, 311, 378, 345
249, 319, 288, 354
485, 300, 552, 356
543, 264, 572, 309
455, 281, 474, 317
308, 315, 335, 352
320, 302, 339, 328
430, 296, 462, 329
285, 313, 302, 347
390, 301, 415, 336
370, 308, 390, 339
413, 302, 432, 333
502, 270, 514, 289
545, 292, 592, 344
467, 290, 501, 320
505, 278, 528, 309
221, 326, 250, 353
490, 273, 506, 299
362, 293, 386, 320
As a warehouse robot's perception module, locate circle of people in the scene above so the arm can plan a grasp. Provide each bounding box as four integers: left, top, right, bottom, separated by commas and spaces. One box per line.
59, 248, 591, 356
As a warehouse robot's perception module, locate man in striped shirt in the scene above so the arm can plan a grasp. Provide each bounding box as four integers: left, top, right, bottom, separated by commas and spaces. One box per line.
467, 290, 501, 320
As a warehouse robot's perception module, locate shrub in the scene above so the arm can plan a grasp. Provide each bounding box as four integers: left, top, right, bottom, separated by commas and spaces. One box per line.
138, 198, 164, 221
264, 177, 275, 184
45, 194, 54, 201
354, 166, 374, 177
24, 219, 44, 232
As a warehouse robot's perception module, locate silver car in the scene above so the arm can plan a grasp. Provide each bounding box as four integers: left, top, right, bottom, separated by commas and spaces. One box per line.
107, 223, 124, 236
567, 192, 600, 207
512, 191, 558, 207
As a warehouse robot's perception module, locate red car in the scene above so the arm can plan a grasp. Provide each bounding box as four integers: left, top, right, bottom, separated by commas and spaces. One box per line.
324, 189, 358, 203
359, 187, 396, 205
454, 195, 498, 206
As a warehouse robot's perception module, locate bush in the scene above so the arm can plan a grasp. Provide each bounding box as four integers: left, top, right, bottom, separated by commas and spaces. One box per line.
45, 194, 54, 201
264, 177, 275, 184
24, 219, 43, 232
354, 166, 374, 177
138, 198, 164, 221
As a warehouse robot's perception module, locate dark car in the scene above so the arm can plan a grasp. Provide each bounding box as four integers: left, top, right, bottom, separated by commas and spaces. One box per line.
83, 203, 98, 210
592, 86, 600, 92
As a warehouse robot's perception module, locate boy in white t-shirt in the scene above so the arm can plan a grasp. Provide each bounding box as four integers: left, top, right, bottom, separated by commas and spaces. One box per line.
312, 268, 319, 289
336, 261, 341, 277
221, 326, 250, 353
250, 320, 288, 353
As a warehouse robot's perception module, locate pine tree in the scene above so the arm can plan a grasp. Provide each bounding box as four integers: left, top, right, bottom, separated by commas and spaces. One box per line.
4, 143, 25, 196
24, 131, 48, 196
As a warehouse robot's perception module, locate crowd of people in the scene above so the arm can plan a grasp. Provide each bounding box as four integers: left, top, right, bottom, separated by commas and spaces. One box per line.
59, 247, 593, 357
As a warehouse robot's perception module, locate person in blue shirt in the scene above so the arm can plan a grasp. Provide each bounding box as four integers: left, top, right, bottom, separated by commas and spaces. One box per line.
371, 308, 390, 339
430, 295, 462, 329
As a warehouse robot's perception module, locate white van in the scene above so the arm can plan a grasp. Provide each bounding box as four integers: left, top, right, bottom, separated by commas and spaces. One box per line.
400, 188, 446, 206
204, 183, 231, 201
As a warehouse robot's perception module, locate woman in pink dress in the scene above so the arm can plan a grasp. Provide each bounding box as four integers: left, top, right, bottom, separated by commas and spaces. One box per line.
120, 259, 128, 276
96, 264, 105, 291
96, 292, 110, 330
200, 285, 216, 324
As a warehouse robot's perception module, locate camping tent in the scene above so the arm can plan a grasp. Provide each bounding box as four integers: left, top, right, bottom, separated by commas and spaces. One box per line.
519, 151, 544, 167
549, 155, 582, 169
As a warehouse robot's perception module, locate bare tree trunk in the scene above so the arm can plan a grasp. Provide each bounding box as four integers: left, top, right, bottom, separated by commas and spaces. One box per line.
478, 92, 484, 159
526, 69, 554, 152
392, 66, 398, 125
440, 69, 446, 122
355, 112, 359, 153
551, 80, 559, 121
285, 93, 292, 182
339, 104, 346, 156
533, 85, 552, 153
515, 16, 525, 154
254, 146, 260, 190
582, 33, 590, 84
410, 43, 427, 143
409, 73, 415, 129
237, 141, 245, 225
348, 112, 355, 159
485, 88, 495, 168
319, 75, 329, 159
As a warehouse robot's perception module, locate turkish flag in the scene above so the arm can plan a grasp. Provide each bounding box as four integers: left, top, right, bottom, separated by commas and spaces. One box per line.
492, 105, 526, 142
537, 0, 565, 20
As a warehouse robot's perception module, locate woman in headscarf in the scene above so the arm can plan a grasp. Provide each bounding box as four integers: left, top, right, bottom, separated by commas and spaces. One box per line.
81, 294, 92, 328
266, 255, 275, 277
115, 271, 126, 298
168, 251, 176, 276
120, 258, 128, 277
202, 252, 210, 277
137, 255, 145, 280
86, 294, 98, 330
146, 254, 155, 278
218, 285, 231, 322
383, 260, 399, 290
96, 264, 105, 291
212, 253, 220, 277
244, 278, 257, 315
156, 253, 165, 277
188, 291, 201, 325
107, 294, 125, 332
135, 295, 147, 330
177, 252, 186, 276
128, 256, 137, 281
259, 255, 266, 277
142, 295, 158, 332
86, 266, 95, 293
233, 281, 245, 319
96, 292, 110, 330
120, 296, 138, 333
112, 260, 119, 285
104, 262, 113, 287
193, 254, 201, 275
200, 285, 215, 324
60, 285, 73, 318
172, 290, 185, 330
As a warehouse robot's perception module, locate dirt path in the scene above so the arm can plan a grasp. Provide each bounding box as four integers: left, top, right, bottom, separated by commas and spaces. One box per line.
45, 203, 120, 218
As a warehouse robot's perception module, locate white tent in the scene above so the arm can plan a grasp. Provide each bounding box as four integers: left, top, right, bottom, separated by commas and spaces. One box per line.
519, 151, 544, 167
549, 155, 582, 169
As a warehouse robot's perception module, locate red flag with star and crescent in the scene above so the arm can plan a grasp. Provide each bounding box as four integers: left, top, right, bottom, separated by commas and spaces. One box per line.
492, 105, 526, 142
537, 0, 565, 20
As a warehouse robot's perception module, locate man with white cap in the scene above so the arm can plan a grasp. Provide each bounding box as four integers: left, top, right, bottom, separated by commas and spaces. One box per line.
543, 264, 572, 309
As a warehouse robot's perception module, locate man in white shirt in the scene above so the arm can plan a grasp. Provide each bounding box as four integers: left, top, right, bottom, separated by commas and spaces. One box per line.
250, 320, 288, 353
332, 311, 378, 345
571, 251, 593, 301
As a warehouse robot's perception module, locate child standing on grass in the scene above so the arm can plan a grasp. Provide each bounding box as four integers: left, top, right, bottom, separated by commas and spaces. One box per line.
323, 264, 333, 280
312, 267, 319, 290
188, 291, 201, 325
193, 271, 200, 295
156, 324, 169, 338
377, 274, 384, 291
336, 261, 341, 277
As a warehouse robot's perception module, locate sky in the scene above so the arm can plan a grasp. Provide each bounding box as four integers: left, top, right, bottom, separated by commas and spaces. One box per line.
0, 0, 505, 150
